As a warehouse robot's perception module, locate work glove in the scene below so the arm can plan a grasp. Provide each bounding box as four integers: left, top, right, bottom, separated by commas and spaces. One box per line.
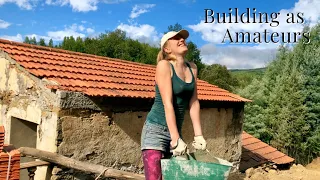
192, 135, 207, 150
170, 138, 188, 156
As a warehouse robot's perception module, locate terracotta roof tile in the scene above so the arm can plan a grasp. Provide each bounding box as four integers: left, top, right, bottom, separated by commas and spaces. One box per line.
240, 131, 295, 171
0, 144, 20, 180
0, 38, 251, 102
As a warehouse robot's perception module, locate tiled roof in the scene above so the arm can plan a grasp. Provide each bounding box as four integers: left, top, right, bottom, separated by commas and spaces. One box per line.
240, 131, 295, 171
0, 38, 251, 102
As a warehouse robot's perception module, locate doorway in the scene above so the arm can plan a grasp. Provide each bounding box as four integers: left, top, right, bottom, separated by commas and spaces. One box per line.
10, 117, 37, 180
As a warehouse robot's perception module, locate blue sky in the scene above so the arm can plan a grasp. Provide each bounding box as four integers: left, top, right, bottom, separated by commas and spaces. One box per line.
0, 0, 319, 69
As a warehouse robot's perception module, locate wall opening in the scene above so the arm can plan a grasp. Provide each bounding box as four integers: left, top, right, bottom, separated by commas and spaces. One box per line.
10, 117, 37, 180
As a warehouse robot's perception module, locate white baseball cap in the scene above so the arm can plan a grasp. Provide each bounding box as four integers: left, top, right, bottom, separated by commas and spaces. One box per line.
160, 29, 189, 50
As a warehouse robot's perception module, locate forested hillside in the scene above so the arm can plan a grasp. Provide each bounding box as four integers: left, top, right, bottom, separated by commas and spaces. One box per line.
231, 68, 265, 89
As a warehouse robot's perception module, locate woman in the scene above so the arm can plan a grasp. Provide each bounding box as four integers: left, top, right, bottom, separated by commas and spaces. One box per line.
140, 29, 207, 180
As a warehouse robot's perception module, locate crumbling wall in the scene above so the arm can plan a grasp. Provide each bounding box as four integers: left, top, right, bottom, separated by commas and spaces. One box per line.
0, 51, 61, 180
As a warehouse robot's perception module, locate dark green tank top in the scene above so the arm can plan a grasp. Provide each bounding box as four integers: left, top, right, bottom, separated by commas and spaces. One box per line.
147, 61, 195, 131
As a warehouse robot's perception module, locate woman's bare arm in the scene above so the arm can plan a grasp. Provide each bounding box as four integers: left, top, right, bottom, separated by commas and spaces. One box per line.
188, 62, 203, 136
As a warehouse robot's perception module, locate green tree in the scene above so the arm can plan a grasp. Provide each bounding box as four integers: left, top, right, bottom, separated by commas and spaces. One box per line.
39, 38, 46, 46
299, 25, 320, 163
121, 39, 145, 62
141, 43, 158, 65
48, 39, 54, 47
24, 36, 30, 44
68, 36, 76, 51
75, 37, 85, 52
231, 68, 265, 90
166, 23, 183, 33
97, 29, 127, 57
83, 37, 100, 55
200, 64, 239, 92
29, 37, 37, 45
57, 29, 164, 66
185, 41, 205, 75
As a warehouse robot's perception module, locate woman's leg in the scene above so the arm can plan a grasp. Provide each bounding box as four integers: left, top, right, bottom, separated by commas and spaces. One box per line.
142, 149, 164, 180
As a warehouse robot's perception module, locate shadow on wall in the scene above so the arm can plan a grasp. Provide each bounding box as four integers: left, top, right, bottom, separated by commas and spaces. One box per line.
112, 111, 148, 145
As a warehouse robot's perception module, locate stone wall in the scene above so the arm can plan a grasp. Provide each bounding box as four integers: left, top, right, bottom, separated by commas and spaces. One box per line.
0, 52, 61, 180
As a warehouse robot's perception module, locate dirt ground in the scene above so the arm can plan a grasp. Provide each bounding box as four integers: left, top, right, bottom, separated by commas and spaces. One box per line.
228, 157, 320, 180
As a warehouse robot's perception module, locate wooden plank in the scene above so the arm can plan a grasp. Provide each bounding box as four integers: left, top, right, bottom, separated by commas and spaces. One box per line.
18, 147, 145, 180
20, 160, 50, 169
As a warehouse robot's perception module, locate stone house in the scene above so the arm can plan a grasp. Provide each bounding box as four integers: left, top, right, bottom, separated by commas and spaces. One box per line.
0, 39, 252, 179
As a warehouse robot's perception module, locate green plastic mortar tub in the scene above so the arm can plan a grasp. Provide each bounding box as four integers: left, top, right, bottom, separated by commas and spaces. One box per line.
160, 152, 233, 180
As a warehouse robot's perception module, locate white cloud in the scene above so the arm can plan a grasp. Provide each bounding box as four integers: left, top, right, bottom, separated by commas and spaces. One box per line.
116, 23, 160, 46
86, 28, 95, 34
0, 19, 11, 29
1, 23, 96, 44
292, 0, 320, 27
45, 0, 128, 12
47, 23, 87, 41
45, 0, 98, 12
0, 0, 38, 10
130, 4, 156, 19
0, 34, 23, 42
78, 25, 85, 31
200, 44, 277, 69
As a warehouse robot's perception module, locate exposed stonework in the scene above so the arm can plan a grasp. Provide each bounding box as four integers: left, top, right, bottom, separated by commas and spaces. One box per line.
0, 51, 61, 180
59, 91, 102, 110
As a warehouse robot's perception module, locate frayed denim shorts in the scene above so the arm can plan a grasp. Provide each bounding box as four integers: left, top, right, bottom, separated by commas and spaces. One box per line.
141, 120, 171, 153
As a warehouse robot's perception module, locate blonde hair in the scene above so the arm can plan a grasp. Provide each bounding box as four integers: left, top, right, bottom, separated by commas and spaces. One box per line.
156, 41, 177, 63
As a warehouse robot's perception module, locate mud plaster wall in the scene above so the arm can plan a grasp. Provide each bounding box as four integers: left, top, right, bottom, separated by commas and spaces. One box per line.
54, 109, 145, 179
56, 95, 244, 179
0, 52, 61, 180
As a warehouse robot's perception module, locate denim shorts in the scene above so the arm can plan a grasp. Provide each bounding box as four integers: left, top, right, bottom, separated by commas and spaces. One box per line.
141, 120, 171, 153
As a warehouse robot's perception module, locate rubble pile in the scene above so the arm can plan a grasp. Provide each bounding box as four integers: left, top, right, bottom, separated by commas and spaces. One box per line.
243, 158, 320, 180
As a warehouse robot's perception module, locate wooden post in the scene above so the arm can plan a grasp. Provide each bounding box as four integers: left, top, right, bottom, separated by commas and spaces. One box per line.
18, 147, 145, 180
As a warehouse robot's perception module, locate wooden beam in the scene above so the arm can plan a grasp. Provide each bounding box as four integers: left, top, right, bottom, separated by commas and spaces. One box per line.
20, 160, 50, 169
18, 147, 145, 180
